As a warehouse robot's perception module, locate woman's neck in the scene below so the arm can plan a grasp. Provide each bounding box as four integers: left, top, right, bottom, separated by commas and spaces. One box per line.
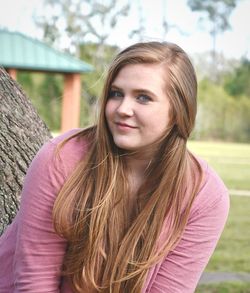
121, 145, 156, 172
126, 154, 151, 175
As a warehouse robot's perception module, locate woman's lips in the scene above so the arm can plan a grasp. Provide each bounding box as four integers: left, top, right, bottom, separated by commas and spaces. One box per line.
115, 122, 137, 130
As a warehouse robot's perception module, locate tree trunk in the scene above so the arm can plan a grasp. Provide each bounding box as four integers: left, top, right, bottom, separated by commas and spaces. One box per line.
0, 67, 52, 235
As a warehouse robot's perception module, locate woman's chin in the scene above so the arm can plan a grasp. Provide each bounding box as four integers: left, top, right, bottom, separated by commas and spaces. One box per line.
114, 141, 138, 152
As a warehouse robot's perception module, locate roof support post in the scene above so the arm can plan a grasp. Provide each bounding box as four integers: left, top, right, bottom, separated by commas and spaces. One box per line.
7, 68, 17, 80
61, 73, 81, 133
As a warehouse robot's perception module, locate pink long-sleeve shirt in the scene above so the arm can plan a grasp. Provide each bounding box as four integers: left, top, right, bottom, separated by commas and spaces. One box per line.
0, 129, 229, 292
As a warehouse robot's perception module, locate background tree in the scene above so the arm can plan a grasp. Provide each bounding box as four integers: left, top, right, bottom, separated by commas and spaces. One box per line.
224, 58, 250, 98
0, 68, 52, 235
129, 0, 146, 42
187, 0, 238, 74
34, 0, 129, 126
36, 0, 130, 57
193, 77, 250, 142
18, 72, 63, 131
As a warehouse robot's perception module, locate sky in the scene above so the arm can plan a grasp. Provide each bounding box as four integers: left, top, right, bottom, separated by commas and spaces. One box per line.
0, 0, 249, 60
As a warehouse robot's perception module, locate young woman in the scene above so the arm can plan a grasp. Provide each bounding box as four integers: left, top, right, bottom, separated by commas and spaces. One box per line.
0, 42, 229, 292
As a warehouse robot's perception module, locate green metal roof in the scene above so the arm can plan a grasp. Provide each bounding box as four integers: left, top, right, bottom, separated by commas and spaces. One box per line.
0, 30, 93, 73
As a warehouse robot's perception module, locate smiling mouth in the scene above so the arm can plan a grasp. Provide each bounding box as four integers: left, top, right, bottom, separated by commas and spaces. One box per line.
116, 122, 137, 129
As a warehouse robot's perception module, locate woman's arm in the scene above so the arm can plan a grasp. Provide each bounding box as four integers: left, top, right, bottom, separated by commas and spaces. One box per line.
12, 140, 69, 292
148, 171, 230, 293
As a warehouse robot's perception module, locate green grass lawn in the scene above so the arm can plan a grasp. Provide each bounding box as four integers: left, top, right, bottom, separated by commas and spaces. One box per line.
188, 141, 250, 191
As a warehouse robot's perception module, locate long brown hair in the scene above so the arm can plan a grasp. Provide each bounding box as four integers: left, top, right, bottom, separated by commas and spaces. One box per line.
53, 42, 202, 292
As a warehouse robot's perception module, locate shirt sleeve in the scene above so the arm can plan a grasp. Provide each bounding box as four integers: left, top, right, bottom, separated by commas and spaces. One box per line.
13, 140, 69, 292
149, 172, 230, 293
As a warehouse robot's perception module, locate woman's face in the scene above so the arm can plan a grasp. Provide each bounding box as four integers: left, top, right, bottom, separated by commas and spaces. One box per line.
105, 63, 171, 152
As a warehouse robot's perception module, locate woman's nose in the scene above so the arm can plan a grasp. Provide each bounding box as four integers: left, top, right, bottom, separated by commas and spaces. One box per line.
116, 97, 134, 116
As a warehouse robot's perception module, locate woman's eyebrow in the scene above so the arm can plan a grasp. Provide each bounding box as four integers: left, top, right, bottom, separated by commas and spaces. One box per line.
111, 84, 157, 97
110, 84, 122, 90
133, 88, 157, 97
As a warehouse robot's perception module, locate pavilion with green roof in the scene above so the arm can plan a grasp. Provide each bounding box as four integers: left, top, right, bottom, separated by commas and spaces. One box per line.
0, 29, 93, 132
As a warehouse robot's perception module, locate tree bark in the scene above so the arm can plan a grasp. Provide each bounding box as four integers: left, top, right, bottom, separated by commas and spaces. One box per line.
0, 67, 52, 235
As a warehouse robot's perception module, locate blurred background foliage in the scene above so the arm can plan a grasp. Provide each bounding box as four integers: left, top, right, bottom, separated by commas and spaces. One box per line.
15, 0, 249, 142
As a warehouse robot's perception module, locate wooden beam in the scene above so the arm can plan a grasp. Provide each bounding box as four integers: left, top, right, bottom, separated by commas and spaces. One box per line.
61, 73, 81, 133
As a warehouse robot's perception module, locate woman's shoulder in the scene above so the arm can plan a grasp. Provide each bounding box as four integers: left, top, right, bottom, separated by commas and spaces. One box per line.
191, 154, 230, 215
34, 128, 88, 179
50, 128, 88, 155
50, 128, 86, 148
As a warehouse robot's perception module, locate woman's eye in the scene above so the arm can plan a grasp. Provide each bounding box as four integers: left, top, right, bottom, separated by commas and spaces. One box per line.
137, 95, 151, 103
108, 90, 123, 99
